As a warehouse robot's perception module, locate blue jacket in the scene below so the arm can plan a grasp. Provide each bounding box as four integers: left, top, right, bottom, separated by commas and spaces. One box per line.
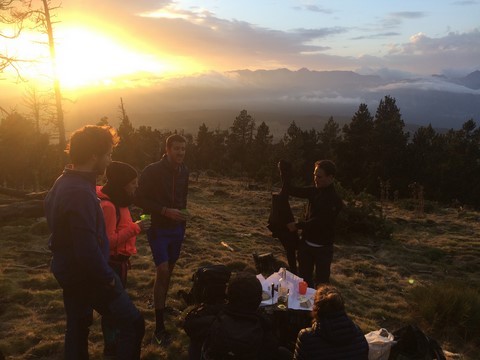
136, 155, 189, 228
45, 168, 115, 288
294, 311, 369, 360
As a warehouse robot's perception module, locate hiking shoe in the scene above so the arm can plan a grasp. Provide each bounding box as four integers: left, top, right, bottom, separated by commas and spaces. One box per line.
151, 330, 172, 347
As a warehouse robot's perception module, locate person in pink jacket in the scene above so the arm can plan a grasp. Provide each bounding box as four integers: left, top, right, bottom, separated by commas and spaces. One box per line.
97, 161, 151, 357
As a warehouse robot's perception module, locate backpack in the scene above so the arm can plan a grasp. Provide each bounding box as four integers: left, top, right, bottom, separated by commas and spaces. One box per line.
201, 310, 267, 360
253, 252, 277, 276
188, 265, 231, 305
267, 192, 295, 238
388, 325, 446, 360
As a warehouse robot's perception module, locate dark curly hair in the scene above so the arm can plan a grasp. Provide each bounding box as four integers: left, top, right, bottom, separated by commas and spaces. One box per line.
312, 285, 345, 321
66, 125, 119, 165
226, 272, 262, 311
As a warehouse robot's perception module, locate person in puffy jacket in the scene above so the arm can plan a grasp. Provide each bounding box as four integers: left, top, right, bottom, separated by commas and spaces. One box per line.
184, 272, 291, 360
294, 285, 368, 360
97, 161, 151, 357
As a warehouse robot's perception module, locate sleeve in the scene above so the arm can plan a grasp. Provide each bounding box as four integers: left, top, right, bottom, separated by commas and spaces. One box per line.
296, 193, 343, 231
293, 330, 307, 360
135, 166, 167, 215
184, 169, 189, 208
101, 201, 141, 254
66, 192, 115, 286
285, 184, 315, 199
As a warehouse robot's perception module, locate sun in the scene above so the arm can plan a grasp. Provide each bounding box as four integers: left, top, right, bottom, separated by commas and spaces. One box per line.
2, 25, 201, 92
53, 27, 174, 89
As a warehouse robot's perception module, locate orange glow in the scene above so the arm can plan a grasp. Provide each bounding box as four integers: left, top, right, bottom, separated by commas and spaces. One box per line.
1, 23, 205, 92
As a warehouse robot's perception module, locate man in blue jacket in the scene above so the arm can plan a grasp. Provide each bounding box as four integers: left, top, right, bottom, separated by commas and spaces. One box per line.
45, 125, 144, 359
136, 134, 189, 346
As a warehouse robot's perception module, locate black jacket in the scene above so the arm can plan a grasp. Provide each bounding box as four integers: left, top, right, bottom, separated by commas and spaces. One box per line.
293, 311, 369, 360
184, 304, 279, 360
287, 183, 343, 246
136, 155, 189, 228
267, 192, 296, 238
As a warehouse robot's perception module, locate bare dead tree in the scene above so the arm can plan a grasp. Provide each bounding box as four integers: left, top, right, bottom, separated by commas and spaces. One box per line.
0, 0, 30, 77
2, 0, 66, 148
23, 84, 54, 132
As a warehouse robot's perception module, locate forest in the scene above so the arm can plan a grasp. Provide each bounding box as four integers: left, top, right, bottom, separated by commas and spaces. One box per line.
1, 95, 479, 209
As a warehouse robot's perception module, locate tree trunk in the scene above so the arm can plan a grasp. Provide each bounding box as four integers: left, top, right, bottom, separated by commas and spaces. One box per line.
42, 0, 66, 150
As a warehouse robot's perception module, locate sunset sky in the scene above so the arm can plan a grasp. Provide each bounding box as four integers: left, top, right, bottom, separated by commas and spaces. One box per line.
1, 0, 479, 93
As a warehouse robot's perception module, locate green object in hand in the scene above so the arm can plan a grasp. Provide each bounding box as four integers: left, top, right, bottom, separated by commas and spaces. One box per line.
140, 214, 151, 221
180, 209, 189, 215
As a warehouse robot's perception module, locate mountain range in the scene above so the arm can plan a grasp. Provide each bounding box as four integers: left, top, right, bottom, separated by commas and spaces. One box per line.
48, 68, 480, 137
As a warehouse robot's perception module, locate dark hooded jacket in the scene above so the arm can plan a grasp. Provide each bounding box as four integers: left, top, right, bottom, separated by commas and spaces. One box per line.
293, 311, 369, 360
135, 154, 189, 228
184, 304, 279, 360
286, 183, 343, 246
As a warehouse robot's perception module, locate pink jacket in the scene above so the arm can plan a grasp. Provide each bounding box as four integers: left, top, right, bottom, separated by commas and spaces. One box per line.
97, 186, 140, 257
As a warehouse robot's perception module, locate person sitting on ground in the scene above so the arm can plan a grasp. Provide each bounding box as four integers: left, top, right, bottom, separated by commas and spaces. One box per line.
293, 284, 369, 360
97, 161, 151, 357
184, 272, 290, 360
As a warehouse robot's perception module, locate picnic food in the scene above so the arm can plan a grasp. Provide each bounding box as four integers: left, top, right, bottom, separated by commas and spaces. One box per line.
262, 291, 271, 301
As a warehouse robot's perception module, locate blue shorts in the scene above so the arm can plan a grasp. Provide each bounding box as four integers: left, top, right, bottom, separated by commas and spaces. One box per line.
147, 225, 185, 266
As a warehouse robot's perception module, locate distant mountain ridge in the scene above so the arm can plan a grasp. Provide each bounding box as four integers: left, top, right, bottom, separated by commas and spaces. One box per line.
62, 67, 480, 134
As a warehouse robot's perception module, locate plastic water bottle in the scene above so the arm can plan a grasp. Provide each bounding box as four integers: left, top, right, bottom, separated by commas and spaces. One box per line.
277, 268, 289, 309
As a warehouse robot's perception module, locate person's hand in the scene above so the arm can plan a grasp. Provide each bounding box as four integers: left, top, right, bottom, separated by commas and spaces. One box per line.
135, 219, 151, 232
286, 222, 297, 232
164, 208, 188, 221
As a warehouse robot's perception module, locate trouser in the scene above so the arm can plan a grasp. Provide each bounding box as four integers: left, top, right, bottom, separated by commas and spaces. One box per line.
278, 232, 299, 275
101, 255, 132, 353
298, 242, 333, 288
61, 272, 144, 360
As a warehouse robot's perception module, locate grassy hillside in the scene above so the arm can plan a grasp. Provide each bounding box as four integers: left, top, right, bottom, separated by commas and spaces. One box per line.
0, 176, 478, 359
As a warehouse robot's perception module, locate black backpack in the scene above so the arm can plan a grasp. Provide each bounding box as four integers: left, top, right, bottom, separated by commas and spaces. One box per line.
188, 265, 231, 305
388, 325, 446, 360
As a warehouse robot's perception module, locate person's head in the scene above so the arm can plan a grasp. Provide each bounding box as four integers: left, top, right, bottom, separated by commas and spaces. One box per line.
226, 272, 262, 312
66, 125, 119, 175
312, 285, 345, 321
102, 161, 138, 207
313, 160, 336, 189
165, 134, 187, 166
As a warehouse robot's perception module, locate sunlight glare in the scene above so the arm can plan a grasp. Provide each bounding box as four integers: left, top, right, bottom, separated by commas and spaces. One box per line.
1, 26, 201, 91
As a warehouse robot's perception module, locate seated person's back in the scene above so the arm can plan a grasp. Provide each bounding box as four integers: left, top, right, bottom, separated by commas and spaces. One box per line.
184, 272, 280, 360
293, 284, 369, 360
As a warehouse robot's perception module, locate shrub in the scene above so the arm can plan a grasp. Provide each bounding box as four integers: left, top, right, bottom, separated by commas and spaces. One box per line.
409, 280, 480, 345
335, 183, 393, 239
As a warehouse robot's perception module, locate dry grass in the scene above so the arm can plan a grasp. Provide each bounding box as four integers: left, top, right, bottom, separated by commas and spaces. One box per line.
0, 178, 479, 359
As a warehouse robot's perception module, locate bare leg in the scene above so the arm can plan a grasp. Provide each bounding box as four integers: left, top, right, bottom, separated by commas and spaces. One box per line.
153, 261, 176, 335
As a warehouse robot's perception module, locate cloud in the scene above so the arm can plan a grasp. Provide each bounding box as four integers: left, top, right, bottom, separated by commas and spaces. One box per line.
351, 32, 400, 40
369, 77, 480, 95
451, 0, 478, 5
60, 1, 480, 76
293, 5, 334, 14
283, 92, 363, 105
381, 11, 427, 28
